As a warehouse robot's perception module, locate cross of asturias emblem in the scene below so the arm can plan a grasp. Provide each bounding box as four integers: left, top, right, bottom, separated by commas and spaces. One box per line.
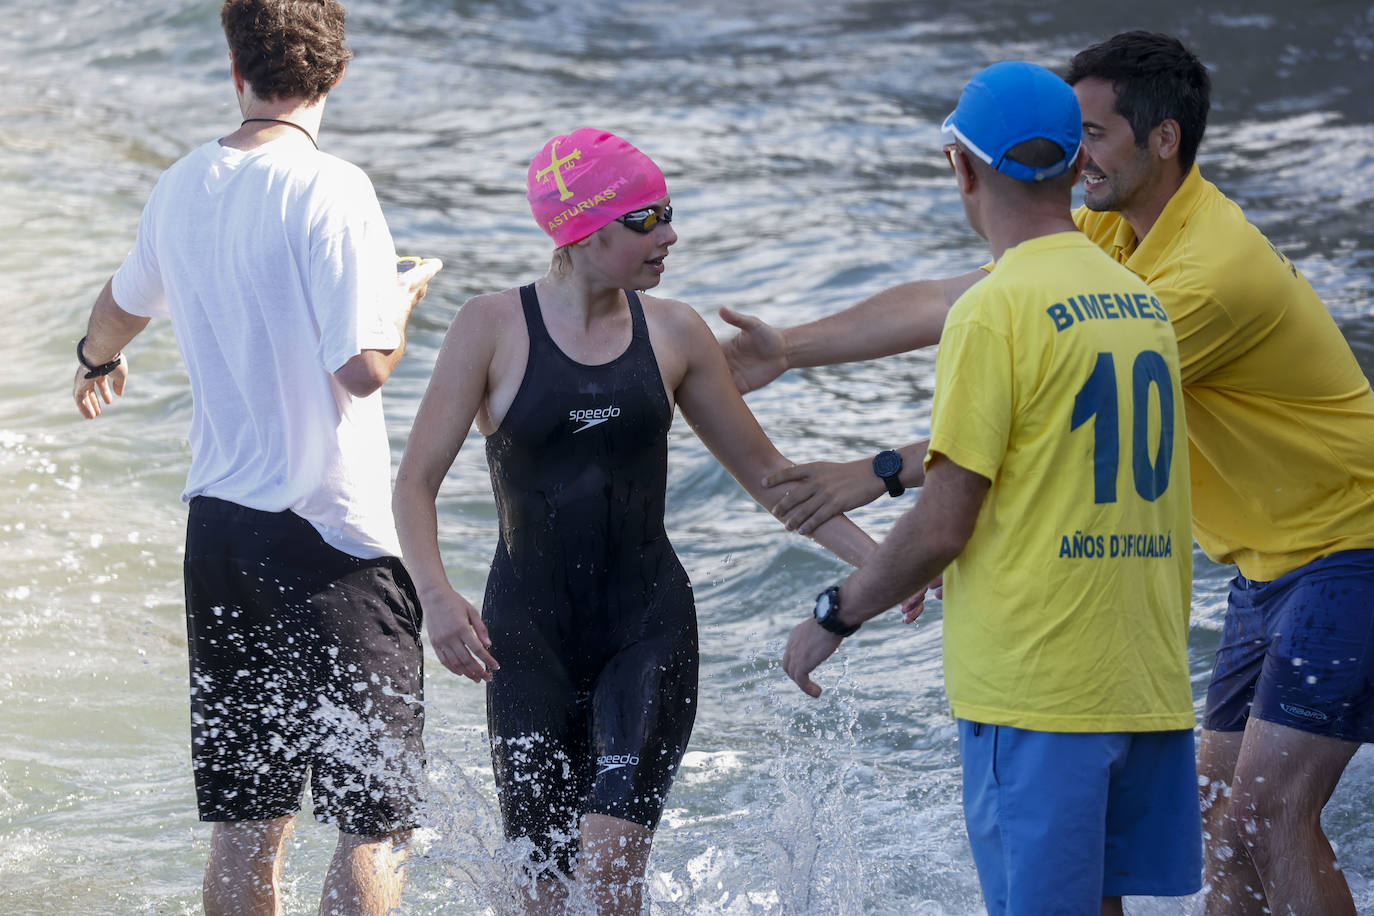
536, 140, 581, 202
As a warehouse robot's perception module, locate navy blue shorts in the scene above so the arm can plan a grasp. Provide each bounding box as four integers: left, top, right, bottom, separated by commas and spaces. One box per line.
184, 497, 426, 836
1204, 549, 1374, 742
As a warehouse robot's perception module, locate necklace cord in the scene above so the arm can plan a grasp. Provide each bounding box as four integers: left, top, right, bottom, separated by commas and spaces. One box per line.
240, 117, 318, 149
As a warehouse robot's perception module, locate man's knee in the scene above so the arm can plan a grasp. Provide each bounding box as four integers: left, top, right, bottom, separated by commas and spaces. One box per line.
1229, 772, 1332, 873
1201, 791, 1257, 882
1228, 720, 1354, 835
336, 828, 412, 858
322, 828, 412, 915
209, 816, 296, 865
1197, 728, 1242, 830
1198, 771, 1233, 826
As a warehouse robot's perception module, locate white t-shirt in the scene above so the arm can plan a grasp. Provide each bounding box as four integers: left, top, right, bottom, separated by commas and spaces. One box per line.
112, 137, 404, 559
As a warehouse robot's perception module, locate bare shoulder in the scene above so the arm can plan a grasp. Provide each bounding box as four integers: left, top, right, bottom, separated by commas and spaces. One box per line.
637, 293, 728, 393
445, 287, 522, 344
454, 287, 521, 327
638, 292, 713, 343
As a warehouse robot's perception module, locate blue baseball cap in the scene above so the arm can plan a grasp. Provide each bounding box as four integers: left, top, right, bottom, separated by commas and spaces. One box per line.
940, 61, 1081, 183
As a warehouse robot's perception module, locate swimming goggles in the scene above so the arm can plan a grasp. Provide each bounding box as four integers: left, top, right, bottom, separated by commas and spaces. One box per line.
617, 204, 673, 233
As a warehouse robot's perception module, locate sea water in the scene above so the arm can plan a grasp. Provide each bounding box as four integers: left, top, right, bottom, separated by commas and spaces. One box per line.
2, 0, 1373, 912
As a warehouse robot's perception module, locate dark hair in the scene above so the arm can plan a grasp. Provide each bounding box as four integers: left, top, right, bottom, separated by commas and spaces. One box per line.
1066, 31, 1211, 173
221, 0, 352, 103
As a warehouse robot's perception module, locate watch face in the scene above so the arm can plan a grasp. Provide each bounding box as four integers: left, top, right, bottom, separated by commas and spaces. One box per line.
814, 590, 834, 621
874, 450, 901, 478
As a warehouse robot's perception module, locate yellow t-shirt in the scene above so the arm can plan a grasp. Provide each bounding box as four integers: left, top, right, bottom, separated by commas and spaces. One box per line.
928, 232, 1193, 732
1075, 167, 1374, 580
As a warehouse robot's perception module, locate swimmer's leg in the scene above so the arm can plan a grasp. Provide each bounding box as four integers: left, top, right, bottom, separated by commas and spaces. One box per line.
203, 815, 294, 916
577, 812, 654, 915
486, 669, 590, 907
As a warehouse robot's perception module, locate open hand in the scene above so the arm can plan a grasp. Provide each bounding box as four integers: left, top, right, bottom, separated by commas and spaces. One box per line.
423, 586, 499, 682
74, 358, 130, 419
718, 306, 788, 394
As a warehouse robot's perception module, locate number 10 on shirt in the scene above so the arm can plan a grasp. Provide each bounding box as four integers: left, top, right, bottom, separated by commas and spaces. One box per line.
1071, 350, 1176, 504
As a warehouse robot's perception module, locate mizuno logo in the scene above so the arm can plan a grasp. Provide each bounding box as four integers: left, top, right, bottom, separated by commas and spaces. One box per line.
571, 406, 621, 433
596, 753, 640, 776
1280, 702, 1329, 723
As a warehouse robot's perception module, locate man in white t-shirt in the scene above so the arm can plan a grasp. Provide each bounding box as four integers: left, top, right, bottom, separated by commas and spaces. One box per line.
71, 2, 441, 913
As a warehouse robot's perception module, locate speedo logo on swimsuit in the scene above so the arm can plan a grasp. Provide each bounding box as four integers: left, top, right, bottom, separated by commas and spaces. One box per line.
571, 406, 621, 433
596, 753, 640, 776
1279, 702, 1330, 723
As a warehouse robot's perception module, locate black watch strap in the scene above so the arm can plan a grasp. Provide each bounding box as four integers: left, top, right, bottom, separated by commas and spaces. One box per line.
815, 585, 861, 637
78, 337, 122, 379
873, 449, 905, 498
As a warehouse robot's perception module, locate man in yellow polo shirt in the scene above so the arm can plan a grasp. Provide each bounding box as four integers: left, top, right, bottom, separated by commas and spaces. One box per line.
783, 61, 1200, 915
738, 31, 1374, 916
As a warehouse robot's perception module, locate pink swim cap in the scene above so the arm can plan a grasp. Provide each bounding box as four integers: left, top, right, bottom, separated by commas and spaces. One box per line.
526, 128, 668, 247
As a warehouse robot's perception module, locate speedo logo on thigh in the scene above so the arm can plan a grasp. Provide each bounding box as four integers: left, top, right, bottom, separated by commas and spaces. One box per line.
596, 753, 640, 776
1280, 702, 1330, 723
570, 405, 621, 433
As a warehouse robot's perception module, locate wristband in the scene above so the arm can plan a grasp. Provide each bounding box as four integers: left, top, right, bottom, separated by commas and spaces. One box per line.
78, 337, 122, 380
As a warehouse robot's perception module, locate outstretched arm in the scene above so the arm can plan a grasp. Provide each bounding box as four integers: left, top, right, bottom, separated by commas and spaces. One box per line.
672, 304, 876, 567
782, 454, 989, 697
392, 296, 499, 682
74, 278, 150, 419
718, 270, 985, 393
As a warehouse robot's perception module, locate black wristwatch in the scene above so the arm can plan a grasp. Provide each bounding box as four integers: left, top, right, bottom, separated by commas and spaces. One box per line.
872, 449, 904, 498
813, 585, 860, 637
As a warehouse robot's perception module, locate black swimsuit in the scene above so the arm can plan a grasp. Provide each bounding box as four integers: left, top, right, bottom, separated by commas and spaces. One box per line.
482, 283, 697, 872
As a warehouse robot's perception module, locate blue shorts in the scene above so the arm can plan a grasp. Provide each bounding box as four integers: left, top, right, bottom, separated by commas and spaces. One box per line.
1203, 549, 1374, 743
958, 722, 1202, 914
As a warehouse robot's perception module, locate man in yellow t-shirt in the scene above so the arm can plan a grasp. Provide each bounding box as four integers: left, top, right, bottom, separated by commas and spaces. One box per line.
737, 30, 1374, 916
783, 61, 1200, 915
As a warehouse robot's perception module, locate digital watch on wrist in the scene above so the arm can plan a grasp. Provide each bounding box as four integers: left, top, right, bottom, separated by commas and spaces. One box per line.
872, 449, 904, 498
813, 585, 860, 637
